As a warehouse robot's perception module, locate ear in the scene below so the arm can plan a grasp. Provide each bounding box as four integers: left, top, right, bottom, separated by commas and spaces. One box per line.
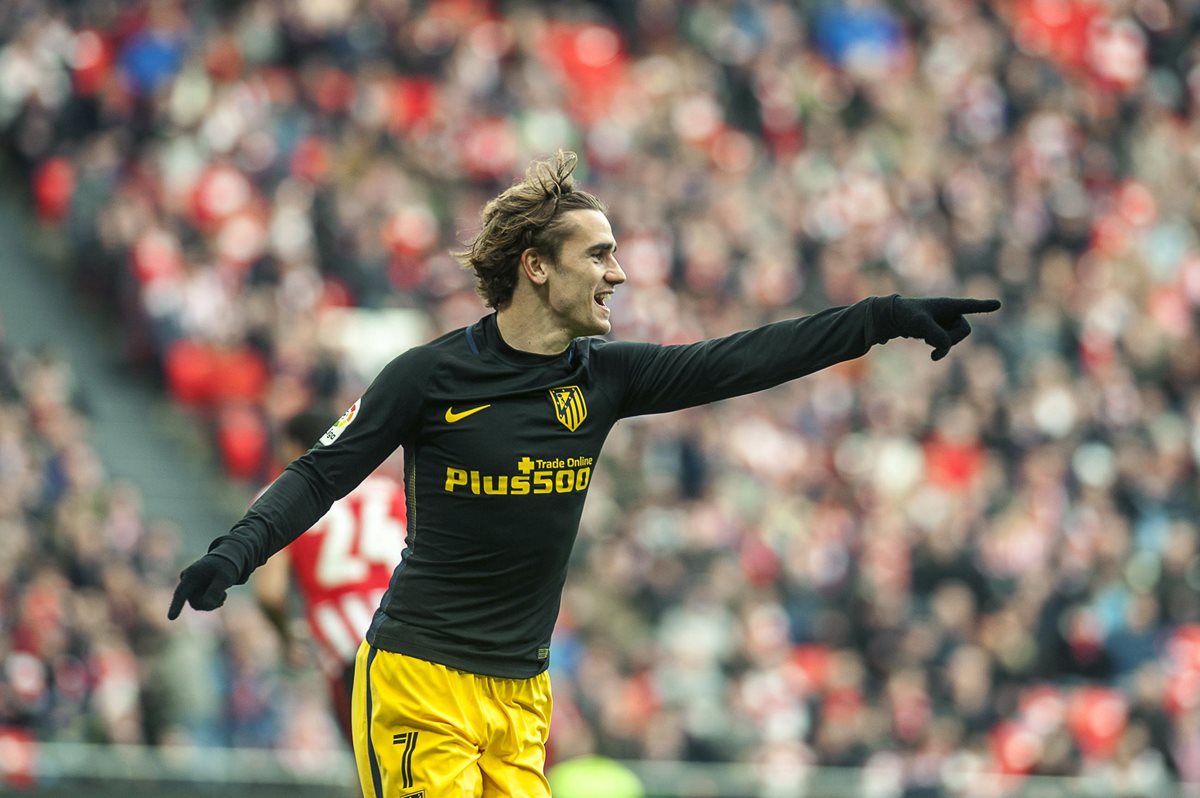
520, 247, 550, 286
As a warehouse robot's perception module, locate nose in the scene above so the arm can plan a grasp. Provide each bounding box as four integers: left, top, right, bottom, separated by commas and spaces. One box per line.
607, 255, 626, 285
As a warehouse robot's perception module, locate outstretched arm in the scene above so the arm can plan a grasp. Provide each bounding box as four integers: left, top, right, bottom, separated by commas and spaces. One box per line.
168, 349, 429, 620
610, 295, 1000, 418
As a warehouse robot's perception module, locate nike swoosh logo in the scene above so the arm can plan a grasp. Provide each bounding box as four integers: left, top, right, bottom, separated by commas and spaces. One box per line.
445, 404, 492, 423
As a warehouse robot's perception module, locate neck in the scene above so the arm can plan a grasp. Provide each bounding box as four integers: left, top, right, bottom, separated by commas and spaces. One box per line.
495, 303, 573, 355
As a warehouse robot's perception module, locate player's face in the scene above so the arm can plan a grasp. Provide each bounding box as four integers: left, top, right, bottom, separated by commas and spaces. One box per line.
546, 209, 626, 338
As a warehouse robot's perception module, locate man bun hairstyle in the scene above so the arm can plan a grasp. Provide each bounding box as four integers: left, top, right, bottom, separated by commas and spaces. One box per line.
455, 150, 606, 309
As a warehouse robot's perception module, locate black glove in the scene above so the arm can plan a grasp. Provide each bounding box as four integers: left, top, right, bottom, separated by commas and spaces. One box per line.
167, 551, 241, 619
889, 296, 1001, 361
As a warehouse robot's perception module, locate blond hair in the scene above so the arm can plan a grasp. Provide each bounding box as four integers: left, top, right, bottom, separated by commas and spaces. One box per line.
455, 151, 606, 308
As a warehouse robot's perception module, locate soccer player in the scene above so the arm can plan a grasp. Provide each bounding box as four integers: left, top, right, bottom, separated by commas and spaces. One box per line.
168, 150, 1000, 797
252, 410, 406, 744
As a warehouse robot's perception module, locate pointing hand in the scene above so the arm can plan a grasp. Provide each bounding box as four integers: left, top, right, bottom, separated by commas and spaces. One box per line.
889, 296, 1002, 361
167, 552, 241, 619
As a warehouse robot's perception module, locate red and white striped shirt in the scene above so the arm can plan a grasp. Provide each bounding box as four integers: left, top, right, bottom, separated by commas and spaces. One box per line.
284, 474, 407, 673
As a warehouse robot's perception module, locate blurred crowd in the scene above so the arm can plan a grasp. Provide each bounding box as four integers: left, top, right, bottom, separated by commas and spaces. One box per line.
0, 332, 342, 786
3, 0, 1200, 794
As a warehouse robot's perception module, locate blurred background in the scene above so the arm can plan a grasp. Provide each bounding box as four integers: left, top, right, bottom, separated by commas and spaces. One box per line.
1, 0, 1200, 796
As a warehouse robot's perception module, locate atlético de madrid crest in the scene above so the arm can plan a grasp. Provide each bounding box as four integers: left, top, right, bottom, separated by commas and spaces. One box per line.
549, 386, 587, 432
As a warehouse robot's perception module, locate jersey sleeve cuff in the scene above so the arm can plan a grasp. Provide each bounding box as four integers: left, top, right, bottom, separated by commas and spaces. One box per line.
868, 294, 901, 345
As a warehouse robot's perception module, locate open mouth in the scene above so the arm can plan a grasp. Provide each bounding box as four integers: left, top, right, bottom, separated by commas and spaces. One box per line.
595, 293, 612, 307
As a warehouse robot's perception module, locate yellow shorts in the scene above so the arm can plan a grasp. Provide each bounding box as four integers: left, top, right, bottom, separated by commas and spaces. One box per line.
351, 642, 553, 798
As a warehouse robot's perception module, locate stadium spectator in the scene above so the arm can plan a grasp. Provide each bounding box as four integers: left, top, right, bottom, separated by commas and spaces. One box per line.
0, 332, 339, 764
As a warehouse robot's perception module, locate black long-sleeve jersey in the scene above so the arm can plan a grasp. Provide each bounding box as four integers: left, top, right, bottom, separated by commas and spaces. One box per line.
210, 296, 896, 678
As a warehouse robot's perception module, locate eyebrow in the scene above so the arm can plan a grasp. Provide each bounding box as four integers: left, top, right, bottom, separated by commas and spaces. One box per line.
586, 241, 617, 255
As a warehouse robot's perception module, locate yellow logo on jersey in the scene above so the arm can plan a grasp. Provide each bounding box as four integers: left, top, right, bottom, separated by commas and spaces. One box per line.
444, 404, 491, 423
443, 455, 595, 496
549, 386, 587, 431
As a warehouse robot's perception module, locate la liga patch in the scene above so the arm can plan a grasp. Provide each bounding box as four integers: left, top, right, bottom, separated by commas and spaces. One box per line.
320, 398, 361, 446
